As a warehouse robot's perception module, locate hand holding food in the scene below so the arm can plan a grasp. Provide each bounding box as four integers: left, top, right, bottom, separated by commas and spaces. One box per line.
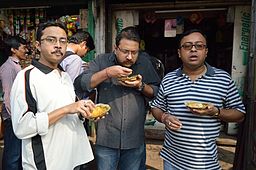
161, 113, 182, 130
117, 74, 139, 82
105, 66, 132, 79
118, 74, 143, 89
89, 103, 111, 119
185, 101, 219, 116
185, 101, 209, 109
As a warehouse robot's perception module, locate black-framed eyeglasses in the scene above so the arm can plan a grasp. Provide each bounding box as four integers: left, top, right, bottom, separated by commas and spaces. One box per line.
180, 42, 207, 50
41, 36, 67, 46
117, 46, 139, 56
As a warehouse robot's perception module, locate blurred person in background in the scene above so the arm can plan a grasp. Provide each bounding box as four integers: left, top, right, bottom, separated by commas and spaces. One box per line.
60, 30, 95, 83
0, 35, 28, 170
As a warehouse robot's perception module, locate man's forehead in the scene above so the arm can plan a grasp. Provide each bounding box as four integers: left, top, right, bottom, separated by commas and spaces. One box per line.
43, 27, 67, 35
181, 33, 206, 43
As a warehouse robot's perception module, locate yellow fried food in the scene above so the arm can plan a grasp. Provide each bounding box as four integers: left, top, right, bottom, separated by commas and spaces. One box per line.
117, 75, 139, 82
185, 101, 209, 109
90, 104, 111, 119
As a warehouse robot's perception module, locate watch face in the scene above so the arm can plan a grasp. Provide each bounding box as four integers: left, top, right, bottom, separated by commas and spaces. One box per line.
138, 82, 145, 91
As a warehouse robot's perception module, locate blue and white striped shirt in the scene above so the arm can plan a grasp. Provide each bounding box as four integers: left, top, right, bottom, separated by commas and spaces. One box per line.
150, 63, 245, 170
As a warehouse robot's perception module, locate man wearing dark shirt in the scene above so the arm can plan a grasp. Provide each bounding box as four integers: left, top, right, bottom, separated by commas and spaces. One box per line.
74, 26, 161, 170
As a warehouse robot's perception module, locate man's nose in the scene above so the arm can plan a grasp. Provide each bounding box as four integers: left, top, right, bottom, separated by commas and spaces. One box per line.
191, 45, 197, 51
126, 52, 133, 60
54, 40, 61, 47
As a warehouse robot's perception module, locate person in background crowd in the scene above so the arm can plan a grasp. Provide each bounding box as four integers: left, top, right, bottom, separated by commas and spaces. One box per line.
60, 30, 95, 83
0, 15, 11, 66
74, 26, 161, 170
0, 36, 27, 170
10, 21, 95, 170
150, 29, 245, 170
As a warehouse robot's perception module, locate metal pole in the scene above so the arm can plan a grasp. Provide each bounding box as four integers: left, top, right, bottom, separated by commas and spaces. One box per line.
233, 1, 256, 169
245, 0, 256, 169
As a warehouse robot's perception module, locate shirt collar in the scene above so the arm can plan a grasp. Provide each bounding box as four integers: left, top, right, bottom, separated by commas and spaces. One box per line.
66, 47, 75, 53
176, 62, 215, 77
109, 52, 117, 63
10, 56, 20, 64
32, 59, 64, 74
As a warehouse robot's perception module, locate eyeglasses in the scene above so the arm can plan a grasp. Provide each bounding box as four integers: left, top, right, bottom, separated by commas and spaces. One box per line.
180, 42, 207, 50
117, 46, 139, 56
41, 36, 67, 46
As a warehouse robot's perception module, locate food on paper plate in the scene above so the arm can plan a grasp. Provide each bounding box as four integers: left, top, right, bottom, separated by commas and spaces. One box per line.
185, 101, 209, 110
117, 75, 139, 82
90, 103, 111, 119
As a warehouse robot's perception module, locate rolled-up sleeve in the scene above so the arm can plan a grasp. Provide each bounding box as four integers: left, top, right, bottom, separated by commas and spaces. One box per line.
74, 54, 105, 95
10, 71, 49, 139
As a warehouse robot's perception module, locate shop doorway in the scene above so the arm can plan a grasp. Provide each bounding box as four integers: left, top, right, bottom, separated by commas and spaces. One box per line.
137, 10, 234, 75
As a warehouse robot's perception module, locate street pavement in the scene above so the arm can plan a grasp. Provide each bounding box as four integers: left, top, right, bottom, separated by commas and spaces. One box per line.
0, 136, 236, 170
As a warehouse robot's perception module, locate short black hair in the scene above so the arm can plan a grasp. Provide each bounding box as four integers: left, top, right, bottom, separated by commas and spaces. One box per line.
178, 29, 207, 47
115, 26, 140, 46
68, 30, 95, 51
4, 36, 27, 56
36, 21, 68, 41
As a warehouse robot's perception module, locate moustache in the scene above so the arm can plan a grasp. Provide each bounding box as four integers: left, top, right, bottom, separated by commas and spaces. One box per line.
51, 50, 64, 56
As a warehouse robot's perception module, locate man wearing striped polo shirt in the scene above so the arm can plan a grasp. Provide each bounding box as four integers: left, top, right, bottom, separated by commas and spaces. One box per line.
150, 29, 245, 170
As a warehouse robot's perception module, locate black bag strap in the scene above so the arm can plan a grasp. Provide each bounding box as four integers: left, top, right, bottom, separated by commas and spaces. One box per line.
25, 68, 47, 170
60, 51, 75, 63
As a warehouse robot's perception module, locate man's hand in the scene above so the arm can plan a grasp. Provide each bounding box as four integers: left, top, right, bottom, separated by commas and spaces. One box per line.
162, 113, 182, 130
188, 103, 219, 117
71, 99, 96, 118
105, 66, 133, 78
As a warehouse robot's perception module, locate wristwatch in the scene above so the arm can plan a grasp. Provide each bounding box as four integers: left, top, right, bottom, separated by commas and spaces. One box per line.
137, 82, 145, 92
213, 107, 220, 117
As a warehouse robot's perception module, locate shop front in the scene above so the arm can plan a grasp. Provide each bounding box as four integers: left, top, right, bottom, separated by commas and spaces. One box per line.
107, 0, 251, 132
108, 1, 250, 73
0, 0, 94, 67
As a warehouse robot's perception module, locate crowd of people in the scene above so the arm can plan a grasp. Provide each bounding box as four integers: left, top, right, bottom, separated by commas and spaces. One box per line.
0, 20, 245, 170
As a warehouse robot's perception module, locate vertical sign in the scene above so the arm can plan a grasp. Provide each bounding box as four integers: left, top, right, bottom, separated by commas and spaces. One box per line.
231, 6, 250, 96
228, 6, 250, 135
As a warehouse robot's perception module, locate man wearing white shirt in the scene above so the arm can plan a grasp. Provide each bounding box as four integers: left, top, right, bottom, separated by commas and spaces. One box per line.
10, 21, 95, 170
60, 30, 95, 82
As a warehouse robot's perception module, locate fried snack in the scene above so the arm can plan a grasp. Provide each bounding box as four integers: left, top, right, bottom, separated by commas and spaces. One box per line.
117, 75, 139, 82
185, 101, 209, 109
90, 104, 111, 119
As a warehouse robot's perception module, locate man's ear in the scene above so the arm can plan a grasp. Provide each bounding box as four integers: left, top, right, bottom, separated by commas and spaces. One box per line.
11, 47, 16, 54
205, 48, 208, 57
80, 41, 87, 48
35, 41, 41, 52
177, 49, 181, 58
114, 45, 117, 54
